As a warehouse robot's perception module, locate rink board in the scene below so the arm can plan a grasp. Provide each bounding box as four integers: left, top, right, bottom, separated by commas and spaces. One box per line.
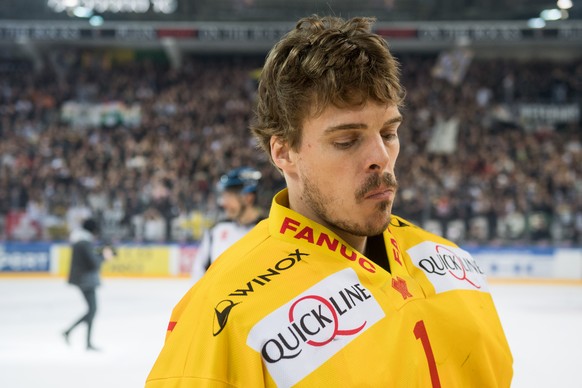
0, 242, 199, 277
0, 242, 580, 281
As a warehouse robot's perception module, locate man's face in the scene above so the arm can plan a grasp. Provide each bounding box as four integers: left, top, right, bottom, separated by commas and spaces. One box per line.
220, 190, 244, 220
283, 101, 401, 238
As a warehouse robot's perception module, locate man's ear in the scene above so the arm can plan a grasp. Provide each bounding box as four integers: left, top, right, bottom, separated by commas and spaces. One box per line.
270, 136, 295, 173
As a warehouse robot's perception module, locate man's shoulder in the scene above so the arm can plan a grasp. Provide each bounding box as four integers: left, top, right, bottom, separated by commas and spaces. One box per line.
206, 220, 247, 243
219, 221, 280, 268
72, 239, 92, 250
189, 222, 306, 315
388, 215, 420, 230
209, 219, 238, 231
389, 215, 457, 247
202, 221, 275, 278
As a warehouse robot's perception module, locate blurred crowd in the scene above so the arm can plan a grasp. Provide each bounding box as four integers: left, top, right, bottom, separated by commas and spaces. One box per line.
0, 49, 580, 246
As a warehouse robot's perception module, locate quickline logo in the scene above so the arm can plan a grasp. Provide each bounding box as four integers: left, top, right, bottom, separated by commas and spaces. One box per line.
247, 268, 384, 388
408, 241, 489, 293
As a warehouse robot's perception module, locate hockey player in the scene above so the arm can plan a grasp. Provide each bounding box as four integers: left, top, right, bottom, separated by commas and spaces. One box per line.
147, 15, 513, 387
191, 167, 264, 283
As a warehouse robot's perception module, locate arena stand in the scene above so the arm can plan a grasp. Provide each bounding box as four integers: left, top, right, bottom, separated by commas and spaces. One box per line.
0, 18, 580, 278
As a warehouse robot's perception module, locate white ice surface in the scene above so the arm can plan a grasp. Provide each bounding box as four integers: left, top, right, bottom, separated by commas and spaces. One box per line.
0, 278, 581, 388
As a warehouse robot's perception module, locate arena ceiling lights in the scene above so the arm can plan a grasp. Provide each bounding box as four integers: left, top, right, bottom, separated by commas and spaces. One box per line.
528, 0, 575, 28
46, 0, 178, 16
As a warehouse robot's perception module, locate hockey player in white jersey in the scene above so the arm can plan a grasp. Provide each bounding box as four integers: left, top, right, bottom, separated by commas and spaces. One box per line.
191, 167, 265, 283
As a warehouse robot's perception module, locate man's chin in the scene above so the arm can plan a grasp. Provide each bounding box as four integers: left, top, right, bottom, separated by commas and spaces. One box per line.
366, 214, 392, 236
348, 218, 391, 237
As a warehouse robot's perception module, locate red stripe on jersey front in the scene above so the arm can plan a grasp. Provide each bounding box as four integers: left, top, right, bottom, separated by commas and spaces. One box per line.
167, 321, 177, 332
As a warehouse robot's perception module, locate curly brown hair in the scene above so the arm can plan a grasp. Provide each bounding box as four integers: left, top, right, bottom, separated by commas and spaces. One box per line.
250, 15, 405, 165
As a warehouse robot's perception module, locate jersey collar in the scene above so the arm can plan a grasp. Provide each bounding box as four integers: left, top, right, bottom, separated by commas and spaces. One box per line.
268, 189, 381, 275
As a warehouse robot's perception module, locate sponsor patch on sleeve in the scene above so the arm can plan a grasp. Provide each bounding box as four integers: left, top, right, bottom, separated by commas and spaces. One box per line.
407, 241, 489, 293
246, 268, 385, 388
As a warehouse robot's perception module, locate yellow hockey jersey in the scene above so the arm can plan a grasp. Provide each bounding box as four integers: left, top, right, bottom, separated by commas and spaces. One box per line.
146, 189, 513, 387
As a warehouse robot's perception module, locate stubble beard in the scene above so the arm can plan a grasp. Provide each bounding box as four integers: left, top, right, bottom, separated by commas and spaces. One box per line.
302, 172, 398, 237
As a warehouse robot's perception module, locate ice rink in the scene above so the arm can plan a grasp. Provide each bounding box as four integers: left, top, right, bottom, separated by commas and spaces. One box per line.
1, 277, 581, 388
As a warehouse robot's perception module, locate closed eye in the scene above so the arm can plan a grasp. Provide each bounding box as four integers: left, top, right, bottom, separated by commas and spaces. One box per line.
382, 133, 398, 142
333, 138, 359, 150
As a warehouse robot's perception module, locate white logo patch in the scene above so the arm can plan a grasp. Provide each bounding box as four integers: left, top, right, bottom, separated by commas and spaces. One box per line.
246, 268, 384, 388
408, 241, 489, 293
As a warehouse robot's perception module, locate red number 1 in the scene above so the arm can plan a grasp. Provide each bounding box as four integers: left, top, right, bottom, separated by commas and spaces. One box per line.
413, 320, 442, 388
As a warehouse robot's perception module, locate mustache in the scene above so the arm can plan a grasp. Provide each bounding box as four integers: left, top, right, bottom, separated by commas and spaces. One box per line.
355, 173, 399, 202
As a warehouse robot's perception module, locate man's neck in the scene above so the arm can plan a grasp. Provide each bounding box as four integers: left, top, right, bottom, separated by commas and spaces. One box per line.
237, 207, 260, 226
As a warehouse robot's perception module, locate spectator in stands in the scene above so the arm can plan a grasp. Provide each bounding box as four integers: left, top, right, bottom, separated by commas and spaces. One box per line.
0, 48, 579, 246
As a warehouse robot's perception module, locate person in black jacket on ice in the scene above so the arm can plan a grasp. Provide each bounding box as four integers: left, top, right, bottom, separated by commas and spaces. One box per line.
62, 218, 114, 351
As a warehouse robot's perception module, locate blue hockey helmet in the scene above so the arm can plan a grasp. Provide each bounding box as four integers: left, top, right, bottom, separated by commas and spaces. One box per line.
218, 167, 262, 194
